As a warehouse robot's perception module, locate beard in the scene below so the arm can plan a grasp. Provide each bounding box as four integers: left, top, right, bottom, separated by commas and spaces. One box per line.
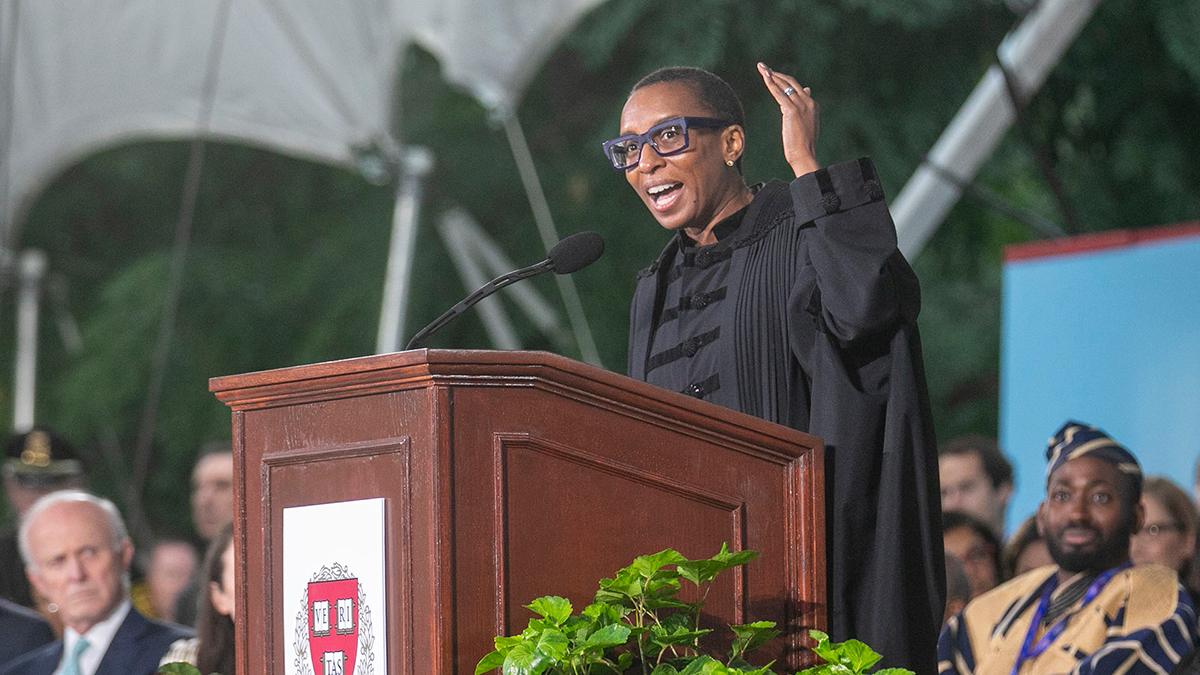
1045, 512, 1136, 573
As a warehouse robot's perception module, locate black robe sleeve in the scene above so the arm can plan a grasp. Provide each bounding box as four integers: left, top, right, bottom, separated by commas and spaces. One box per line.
787, 160, 945, 675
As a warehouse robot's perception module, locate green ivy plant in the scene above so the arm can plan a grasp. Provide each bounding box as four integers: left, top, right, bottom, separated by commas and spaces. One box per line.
476, 545, 912, 675
797, 631, 913, 675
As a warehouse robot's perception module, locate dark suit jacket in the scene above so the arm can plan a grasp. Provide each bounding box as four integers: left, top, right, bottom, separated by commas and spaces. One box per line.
0, 606, 192, 675
0, 599, 54, 667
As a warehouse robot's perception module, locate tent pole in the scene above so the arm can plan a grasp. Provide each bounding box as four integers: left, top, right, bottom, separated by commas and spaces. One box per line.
437, 209, 522, 350
376, 147, 434, 354
12, 249, 45, 433
891, 0, 1101, 258
501, 113, 603, 367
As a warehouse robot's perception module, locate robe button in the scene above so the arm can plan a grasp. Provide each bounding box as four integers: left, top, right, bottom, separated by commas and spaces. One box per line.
821, 192, 841, 214
692, 294, 709, 308
681, 339, 699, 357
684, 383, 703, 397
695, 252, 712, 268
864, 179, 884, 201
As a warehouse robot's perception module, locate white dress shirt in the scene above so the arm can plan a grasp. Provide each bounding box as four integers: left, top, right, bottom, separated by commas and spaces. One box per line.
54, 600, 132, 675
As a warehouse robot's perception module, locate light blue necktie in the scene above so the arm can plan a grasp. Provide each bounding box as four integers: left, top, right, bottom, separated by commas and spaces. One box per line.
61, 637, 89, 675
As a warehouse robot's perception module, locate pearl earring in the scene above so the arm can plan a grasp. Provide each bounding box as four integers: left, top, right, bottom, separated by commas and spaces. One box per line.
726, 159, 734, 167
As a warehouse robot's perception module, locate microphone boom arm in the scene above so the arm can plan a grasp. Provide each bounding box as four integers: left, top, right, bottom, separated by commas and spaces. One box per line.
404, 258, 554, 350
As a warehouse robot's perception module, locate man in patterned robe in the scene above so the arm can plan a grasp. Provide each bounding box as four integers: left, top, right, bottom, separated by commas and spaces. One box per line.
938, 421, 1196, 675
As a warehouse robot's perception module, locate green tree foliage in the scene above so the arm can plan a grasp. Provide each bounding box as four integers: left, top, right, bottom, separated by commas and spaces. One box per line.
2, 0, 1197, 541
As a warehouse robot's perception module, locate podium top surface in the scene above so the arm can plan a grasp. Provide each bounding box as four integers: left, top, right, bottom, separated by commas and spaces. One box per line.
209, 349, 819, 453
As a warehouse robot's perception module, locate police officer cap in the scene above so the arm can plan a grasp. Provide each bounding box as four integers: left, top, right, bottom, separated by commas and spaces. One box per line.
3, 426, 84, 487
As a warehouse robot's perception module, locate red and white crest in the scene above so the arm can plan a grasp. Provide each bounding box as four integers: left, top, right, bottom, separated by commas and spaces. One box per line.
308, 577, 359, 675
294, 563, 375, 675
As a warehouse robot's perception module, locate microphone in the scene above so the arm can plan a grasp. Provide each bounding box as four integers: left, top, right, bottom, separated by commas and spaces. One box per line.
405, 231, 605, 350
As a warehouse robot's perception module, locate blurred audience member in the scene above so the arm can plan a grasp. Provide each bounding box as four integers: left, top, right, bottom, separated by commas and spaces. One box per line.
943, 553, 971, 626
939, 435, 1013, 537
190, 444, 234, 543
0, 427, 86, 613
1001, 514, 1054, 580
174, 442, 234, 626
1, 491, 191, 675
942, 510, 1002, 599
939, 421, 1196, 675
146, 539, 199, 622
1132, 476, 1199, 602
159, 524, 235, 673
0, 598, 54, 666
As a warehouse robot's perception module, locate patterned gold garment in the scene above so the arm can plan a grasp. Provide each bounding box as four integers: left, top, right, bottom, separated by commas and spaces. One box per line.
939, 563, 1195, 675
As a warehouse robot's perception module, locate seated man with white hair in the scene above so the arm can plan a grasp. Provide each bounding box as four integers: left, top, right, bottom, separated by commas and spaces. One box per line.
0, 491, 192, 675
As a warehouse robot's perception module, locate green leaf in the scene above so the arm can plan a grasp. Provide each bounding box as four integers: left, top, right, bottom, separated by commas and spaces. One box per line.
528, 596, 574, 626
678, 655, 720, 675
871, 669, 917, 675
642, 594, 689, 612
630, 549, 689, 578
838, 640, 882, 672
495, 635, 525, 650
677, 544, 759, 585
157, 665, 202, 675
729, 621, 779, 657
649, 625, 711, 648
711, 543, 759, 566
583, 602, 627, 623
806, 630, 841, 665
675, 560, 723, 585
597, 567, 644, 603
503, 642, 549, 675
537, 629, 570, 660
594, 588, 636, 608
644, 573, 683, 596
586, 623, 632, 648
476, 649, 508, 674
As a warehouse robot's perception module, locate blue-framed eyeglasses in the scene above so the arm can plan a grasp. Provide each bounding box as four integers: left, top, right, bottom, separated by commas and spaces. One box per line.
601, 116, 733, 171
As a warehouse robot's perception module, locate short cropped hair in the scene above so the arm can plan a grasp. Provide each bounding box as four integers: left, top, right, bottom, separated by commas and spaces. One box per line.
631, 66, 746, 173
18, 490, 129, 571
939, 435, 1014, 489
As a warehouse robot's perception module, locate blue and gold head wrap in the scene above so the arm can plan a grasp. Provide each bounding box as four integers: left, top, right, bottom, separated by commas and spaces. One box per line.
1045, 420, 1141, 490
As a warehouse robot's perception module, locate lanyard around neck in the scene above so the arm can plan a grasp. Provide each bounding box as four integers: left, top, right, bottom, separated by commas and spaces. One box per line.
1010, 561, 1132, 675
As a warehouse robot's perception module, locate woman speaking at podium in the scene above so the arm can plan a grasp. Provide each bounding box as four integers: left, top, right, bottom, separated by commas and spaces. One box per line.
607, 63, 943, 675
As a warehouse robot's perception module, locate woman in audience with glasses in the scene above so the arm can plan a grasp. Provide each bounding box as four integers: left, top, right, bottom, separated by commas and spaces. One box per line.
610, 64, 941, 674
1131, 476, 1200, 605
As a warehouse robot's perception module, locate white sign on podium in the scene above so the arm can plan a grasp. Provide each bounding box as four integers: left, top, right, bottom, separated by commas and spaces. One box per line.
283, 498, 387, 675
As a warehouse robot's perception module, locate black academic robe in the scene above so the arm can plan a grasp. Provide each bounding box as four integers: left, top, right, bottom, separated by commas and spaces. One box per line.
628, 157, 945, 675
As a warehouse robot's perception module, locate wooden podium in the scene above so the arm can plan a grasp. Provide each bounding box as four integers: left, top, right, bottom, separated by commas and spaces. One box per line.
210, 349, 825, 675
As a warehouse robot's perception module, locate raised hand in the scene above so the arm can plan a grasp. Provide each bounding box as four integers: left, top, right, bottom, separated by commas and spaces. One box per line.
757, 62, 820, 177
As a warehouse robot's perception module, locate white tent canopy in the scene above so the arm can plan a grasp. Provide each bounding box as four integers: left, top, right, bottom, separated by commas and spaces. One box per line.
0, 0, 605, 239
